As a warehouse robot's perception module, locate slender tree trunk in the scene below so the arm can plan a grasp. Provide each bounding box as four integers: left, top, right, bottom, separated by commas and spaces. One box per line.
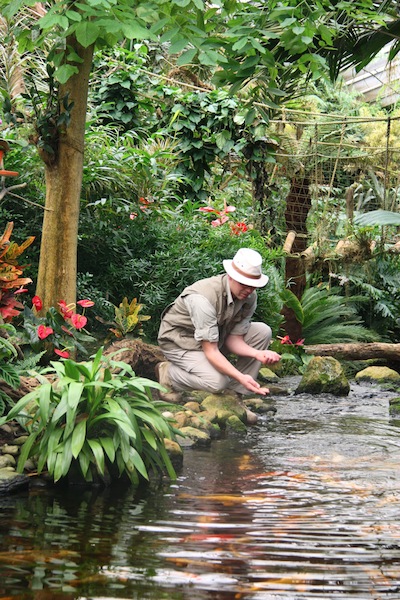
282, 176, 311, 340
35, 39, 94, 312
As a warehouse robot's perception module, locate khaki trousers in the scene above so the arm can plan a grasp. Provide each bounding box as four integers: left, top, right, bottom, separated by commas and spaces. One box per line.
161, 322, 272, 395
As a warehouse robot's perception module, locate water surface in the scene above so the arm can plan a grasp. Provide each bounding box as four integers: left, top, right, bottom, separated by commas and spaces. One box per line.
1, 380, 400, 599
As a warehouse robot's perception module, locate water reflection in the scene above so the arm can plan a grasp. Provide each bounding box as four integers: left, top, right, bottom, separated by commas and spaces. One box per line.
1, 382, 400, 598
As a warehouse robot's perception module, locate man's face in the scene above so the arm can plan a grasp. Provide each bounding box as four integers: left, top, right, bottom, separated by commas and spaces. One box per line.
229, 276, 256, 300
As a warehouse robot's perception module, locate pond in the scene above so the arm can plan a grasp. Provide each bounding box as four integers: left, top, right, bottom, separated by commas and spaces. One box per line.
1, 379, 400, 599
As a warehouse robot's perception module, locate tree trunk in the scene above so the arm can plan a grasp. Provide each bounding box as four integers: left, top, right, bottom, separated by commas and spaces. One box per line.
35, 39, 94, 312
304, 343, 400, 362
282, 176, 311, 340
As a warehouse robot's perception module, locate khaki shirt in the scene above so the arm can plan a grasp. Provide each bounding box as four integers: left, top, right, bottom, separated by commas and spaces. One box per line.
158, 273, 257, 352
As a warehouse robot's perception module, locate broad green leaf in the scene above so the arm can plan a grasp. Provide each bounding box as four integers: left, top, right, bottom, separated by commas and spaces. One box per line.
88, 439, 105, 474
75, 21, 100, 47
16, 431, 38, 473
55, 64, 79, 84
61, 437, 73, 477
128, 447, 148, 479
67, 381, 84, 410
78, 447, 91, 479
71, 419, 87, 458
141, 428, 157, 450
281, 288, 304, 324
100, 437, 115, 462
122, 21, 151, 41
52, 394, 69, 423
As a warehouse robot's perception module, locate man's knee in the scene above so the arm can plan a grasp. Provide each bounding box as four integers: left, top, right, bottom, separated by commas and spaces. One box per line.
202, 372, 230, 393
247, 322, 272, 348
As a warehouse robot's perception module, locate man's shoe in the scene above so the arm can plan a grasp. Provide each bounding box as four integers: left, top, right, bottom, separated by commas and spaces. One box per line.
155, 361, 173, 389
155, 361, 182, 404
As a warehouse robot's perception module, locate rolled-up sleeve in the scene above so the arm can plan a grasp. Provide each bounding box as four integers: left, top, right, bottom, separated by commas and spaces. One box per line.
184, 294, 219, 342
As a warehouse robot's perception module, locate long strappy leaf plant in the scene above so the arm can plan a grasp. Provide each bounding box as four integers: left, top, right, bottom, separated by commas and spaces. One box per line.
0, 347, 178, 485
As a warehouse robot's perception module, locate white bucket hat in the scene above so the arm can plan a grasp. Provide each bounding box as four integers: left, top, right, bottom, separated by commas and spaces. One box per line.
223, 248, 269, 288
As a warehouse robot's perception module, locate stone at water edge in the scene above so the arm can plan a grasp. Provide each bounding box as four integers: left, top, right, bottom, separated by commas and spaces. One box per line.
295, 356, 350, 396
355, 366, 400, 383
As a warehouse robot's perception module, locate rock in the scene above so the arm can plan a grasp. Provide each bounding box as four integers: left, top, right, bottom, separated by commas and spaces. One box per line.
163, 438, 183, 470
0, 468, 29, 494
296, 356, 350, 396
0, 455, 16, 469
176, 426, 211, 448
1, 444, 19, 456
258, 367, 280, 382
389, 397, 400, 417
355, 366, 400, 383
183, 401, 201, 413
226, 415, 248, 433
200, 393, 247, 426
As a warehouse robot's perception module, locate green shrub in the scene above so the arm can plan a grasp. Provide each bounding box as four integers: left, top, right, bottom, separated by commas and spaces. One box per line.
0, 348, 178, 485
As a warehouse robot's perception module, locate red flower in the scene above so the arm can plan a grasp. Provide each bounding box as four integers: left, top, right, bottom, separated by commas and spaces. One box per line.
54, 349, 70, 358
280, 335, 293, 345
32, 295, 43, 311
37, 325, 54, 340
295, 338, 305, 346
230, 222, 248, 235
71, 313, 87, 329
77, 299, 94, 308
58, 300, 74, 318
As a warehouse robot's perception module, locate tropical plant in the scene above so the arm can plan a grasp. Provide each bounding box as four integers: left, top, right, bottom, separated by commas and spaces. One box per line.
0, 347, 178, 484
282, 284, 379, 345
96, 297, 151, 341
0, 321, 20, 415
16, 296, 96, 361
0, 221, 35, 321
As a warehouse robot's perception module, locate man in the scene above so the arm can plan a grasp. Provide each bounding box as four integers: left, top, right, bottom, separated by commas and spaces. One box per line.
156, 248, 280, 401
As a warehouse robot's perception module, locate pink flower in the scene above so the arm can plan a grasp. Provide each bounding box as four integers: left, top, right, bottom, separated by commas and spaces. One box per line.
15, 287, 28, 294
37, 325, 54, 340
295, 338, 305, 346
32, 295, 43, 311
130, 212, 137, 220
199, 206, 216, 213
211, 215, 229, 227
77, 299, 94, 308
280, 335, 293, 345
71, 313, 87, 329
54, 349, 70, 358
58, 300, 74, 318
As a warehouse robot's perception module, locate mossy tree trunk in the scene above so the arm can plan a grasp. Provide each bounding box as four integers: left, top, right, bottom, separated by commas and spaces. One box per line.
35, 39, 94, 312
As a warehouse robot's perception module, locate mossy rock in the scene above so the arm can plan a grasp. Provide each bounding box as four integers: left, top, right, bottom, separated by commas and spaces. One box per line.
258, 367, 280, 382
225, 415, 247, 434
163, 438, 183, 470
355, 366, 400, 384
200, 393, 247, 426
296, 356, 350, 396
389, 397, 400, 417
176, 426, 211, 448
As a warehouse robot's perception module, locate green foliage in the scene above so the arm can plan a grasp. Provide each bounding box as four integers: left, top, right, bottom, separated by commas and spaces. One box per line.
330, 253, 400, 340
300, 284, 379, 345
17, 66, 74, 162
0, 347, 177, 484
0, 322, 20, 416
